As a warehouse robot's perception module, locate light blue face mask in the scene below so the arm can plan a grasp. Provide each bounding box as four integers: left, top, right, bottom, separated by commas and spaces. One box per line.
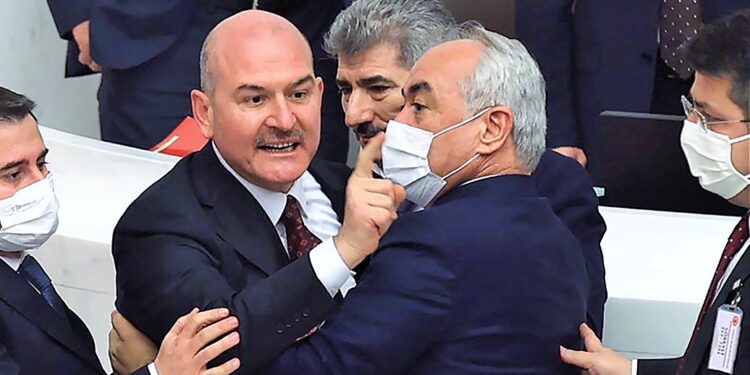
381, 108, 490, 207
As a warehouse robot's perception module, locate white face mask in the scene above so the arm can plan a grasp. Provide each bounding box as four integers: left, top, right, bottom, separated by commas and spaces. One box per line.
0, 174, 59, 252
382, 108, 490, 207
680, 119, 750, 199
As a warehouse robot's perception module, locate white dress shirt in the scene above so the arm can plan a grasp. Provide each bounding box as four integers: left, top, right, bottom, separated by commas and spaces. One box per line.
213, 143, 355, 297
0, 251, 27, 272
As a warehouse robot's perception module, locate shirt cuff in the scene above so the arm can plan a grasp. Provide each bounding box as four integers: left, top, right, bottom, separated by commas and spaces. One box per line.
631, 359, 637, 375
148, 362, 159, 375
309, 237, 356, 297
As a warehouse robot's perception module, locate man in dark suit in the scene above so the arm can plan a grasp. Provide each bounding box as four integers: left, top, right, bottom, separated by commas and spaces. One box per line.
517, 0, 750, 170
254, 24, 588, 374
112, 10, 403, 374
0, 87, 241, 375
561, 10, 750, 374
327, 0, 607, 335
45, 0, 351, 163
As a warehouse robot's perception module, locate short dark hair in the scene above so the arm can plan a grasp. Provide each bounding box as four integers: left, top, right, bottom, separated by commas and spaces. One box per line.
0, 86, 36, 123
684, 9, 750, 117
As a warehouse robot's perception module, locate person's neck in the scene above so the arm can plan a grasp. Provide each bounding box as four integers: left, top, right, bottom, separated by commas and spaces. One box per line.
0, 250, 23, 259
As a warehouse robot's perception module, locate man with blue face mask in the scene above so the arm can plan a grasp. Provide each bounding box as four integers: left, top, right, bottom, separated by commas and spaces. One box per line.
248, 23, 589, 374
561, 10, 750, 375
0, 87, 243, 375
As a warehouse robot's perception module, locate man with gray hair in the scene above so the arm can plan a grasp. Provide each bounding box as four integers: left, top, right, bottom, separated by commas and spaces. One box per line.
328, 0, 607, 335
257, 23, 588, 374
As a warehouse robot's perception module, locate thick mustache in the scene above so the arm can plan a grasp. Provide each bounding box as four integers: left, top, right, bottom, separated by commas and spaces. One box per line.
354, 123, 384, 138
255, 128, 304, 146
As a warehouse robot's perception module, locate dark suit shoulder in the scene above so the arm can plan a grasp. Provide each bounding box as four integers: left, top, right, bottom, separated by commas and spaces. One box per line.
115, 153, 207, 237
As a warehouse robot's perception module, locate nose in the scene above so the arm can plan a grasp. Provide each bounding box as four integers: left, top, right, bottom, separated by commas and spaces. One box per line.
393, 104, 414, 126
344, 89, 375, 129
266, 96, 296, 131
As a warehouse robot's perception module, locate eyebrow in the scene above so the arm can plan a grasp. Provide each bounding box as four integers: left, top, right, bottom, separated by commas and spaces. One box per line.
693, 99, 723, 118
289, 75, 314, 90
0, 148, 50, 173
402, 80, 432, 98
358, 75, 398, 87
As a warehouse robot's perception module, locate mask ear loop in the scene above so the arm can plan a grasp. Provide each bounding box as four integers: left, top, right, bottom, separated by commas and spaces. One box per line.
433, 107, 492, 138
442, 154, 481, 180
729, 133, 750, 144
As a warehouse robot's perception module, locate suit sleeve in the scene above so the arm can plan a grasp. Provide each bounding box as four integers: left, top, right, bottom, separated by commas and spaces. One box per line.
46, 0, 90, 39
259, 240, 459, 375
89, 0, 196, 70
516, 0, 580, 148
113, 234, 337, 372
636, 358, 680, 374
0, 341, 19, 375
533, 151, 607, 336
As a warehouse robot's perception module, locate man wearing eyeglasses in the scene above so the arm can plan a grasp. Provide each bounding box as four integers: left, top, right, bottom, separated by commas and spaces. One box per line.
561, 9, 750, 375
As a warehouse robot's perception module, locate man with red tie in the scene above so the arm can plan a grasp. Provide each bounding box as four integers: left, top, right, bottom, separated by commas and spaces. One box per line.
561, 9, 750, 375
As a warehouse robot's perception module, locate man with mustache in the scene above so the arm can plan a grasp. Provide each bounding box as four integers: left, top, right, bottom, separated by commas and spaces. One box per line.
111, 10, 403, 374
328, 0, 607, 335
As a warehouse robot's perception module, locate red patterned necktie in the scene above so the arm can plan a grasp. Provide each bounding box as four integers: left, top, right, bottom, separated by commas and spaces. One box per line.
280, 195, 322, 261
677, 211, 749, 374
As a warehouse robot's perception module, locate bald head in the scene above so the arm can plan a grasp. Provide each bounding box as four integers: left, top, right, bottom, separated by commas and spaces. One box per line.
199, 10, 313, 96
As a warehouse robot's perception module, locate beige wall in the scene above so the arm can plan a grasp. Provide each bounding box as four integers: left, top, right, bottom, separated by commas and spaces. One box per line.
0, 1, 101, 139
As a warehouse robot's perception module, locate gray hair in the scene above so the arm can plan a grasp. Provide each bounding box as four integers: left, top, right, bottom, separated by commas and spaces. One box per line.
199, 31, 216, 96
324, 0, 458, 68
459, 22, 547, 172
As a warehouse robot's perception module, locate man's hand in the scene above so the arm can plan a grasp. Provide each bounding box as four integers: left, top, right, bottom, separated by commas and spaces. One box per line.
560, 323, 631, 375
154, 308, 241, 375
71, 20, 102, 72
109, 310, 158, 374
553, 146, 588, 168
335, 133, 406, 269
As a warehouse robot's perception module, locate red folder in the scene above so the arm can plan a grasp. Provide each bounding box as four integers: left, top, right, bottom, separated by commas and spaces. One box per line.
150, 116, 208, 157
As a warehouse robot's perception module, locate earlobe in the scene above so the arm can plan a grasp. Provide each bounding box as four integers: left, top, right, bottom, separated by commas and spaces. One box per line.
190, 89, 214, 139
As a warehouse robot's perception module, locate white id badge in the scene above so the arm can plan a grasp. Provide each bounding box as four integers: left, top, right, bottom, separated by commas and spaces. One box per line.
708, 304, 743, 374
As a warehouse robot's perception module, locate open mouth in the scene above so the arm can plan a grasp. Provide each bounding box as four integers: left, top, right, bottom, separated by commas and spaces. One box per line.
258, 142, 300, 153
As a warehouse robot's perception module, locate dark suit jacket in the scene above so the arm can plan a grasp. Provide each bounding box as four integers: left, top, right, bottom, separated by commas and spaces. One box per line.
46, 0, 96, 77
48, 0, 350, 156
517, 0, 750, 158
261, 175, 588, 374
534, 149, 607, 335
638, 214, 750, 375
112, 145, 350, 373
0, 262, 105, 375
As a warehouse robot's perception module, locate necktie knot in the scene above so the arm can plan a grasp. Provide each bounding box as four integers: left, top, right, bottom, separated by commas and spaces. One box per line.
280, 195, 321, 261
18, 255, 53, 292
18, 255, 68, 319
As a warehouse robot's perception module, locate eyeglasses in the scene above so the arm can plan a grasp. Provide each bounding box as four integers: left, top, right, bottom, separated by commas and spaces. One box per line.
681, 95, 750, 131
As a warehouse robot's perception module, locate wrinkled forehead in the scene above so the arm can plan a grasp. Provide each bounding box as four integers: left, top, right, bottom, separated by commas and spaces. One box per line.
405, 40, 485, 99
337, 43, 410, 83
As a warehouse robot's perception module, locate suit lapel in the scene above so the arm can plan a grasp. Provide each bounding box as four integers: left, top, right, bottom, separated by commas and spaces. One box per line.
683, 248, 750, 373
0, 263, 102, 372
190, 147, 350, 276
191, 146, 288, 275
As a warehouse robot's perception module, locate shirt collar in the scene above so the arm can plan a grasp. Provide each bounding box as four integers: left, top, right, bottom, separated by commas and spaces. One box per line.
0, 251, 27, 272
212, 142, 310, 225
